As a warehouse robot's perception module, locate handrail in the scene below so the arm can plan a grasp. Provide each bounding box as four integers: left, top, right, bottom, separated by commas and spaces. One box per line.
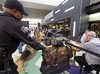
65, 41, 100, 58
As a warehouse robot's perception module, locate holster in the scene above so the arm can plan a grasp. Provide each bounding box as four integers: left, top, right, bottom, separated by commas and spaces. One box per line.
0, 47, 4, 53
0, 47, 11, 74
0, 47, 4, 56
0, 70, 6, 74
0, 47, 18, 74
0, 47, 5, 63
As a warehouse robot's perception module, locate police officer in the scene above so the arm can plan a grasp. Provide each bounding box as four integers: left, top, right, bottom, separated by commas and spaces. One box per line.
0, 0, 46, 74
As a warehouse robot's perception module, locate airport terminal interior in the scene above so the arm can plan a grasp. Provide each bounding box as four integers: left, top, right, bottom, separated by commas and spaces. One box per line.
0, 0, 100, 74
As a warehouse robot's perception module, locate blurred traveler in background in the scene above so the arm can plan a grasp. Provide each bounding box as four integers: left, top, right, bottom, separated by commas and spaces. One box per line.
75, 31, 100, 73
80, 30, 89, 44
17, 41, 25, 53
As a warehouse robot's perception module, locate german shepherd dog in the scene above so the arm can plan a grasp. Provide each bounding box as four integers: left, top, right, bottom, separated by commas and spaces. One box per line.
14, 31, 50, 73
14, 31, 72, 74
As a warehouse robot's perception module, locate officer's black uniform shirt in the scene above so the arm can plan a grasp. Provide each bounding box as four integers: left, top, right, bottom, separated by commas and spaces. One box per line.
0, 12, 45, 54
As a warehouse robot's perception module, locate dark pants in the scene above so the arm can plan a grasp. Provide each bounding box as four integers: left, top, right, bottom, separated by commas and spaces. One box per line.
0, 58, 18, 74
0, 65, 18, 74
75, 54, 92, 71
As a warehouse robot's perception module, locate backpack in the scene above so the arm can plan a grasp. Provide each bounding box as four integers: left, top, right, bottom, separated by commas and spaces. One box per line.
41, 37, 73, 74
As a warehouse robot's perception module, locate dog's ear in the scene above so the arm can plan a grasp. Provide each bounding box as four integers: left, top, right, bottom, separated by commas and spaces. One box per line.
37, 32, 40, 37
33, 31, 40, 40
40, 32, 45, 38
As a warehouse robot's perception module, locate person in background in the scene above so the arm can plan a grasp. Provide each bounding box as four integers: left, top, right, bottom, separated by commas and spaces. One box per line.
29, 28, 34, 37
0, 0, 47, 74
75, 31, 100, 73
17, 41, 25, 53
80, 30, 89, 44
58, 29, 68, 37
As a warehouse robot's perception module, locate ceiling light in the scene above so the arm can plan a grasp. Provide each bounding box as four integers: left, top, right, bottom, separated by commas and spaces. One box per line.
22, 18, 41, 24
89, 12, 100, 21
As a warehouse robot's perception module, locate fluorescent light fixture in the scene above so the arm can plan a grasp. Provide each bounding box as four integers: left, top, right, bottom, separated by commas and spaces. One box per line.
55, 9, 60, 14
57, 21, 64, 23
50, 18, 54, 21
22, 18, 41, 24
44, 10, 53, 21
64, 6, 75, 13
62, 0, 68, 5
43, 22, 46, 23
89, 12, 100, 21
21, 0, 64, 6
73, 21, 76, 37
0, 11, 3, 13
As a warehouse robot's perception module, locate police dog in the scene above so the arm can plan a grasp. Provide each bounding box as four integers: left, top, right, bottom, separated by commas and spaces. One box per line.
15, 31, 47, 73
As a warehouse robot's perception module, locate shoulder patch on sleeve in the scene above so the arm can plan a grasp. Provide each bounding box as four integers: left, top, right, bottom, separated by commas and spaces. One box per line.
21, 26, 29, 33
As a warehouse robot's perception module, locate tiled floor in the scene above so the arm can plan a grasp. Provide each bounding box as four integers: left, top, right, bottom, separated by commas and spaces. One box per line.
19, 53, 42, 74
12, 49, 98, 74
12, 49, 42, 74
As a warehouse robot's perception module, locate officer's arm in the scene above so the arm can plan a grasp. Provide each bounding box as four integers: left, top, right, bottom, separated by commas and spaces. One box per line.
12, 25, 45, 50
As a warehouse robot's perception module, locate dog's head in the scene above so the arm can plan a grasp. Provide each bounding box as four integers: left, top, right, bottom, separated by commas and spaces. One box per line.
32, 31, 45, 42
